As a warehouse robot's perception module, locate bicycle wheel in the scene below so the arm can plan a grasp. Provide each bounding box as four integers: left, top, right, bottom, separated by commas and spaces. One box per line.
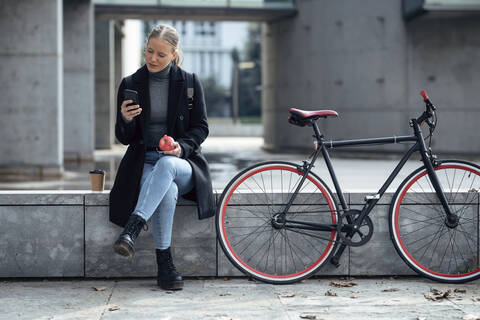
390, 160, 480, 283
216, 161, 339, 284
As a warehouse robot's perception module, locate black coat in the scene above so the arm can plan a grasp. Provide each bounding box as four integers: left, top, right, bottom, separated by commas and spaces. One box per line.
109, 64, 216, 228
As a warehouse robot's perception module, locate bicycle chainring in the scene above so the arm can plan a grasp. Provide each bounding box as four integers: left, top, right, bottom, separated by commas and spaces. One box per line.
336, 209, 374, 247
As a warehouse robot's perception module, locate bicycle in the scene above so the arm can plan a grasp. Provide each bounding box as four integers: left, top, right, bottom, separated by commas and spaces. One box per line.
216, 90, 480, 284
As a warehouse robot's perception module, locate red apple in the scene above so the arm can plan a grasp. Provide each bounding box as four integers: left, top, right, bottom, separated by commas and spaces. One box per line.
158, 135, 175, 151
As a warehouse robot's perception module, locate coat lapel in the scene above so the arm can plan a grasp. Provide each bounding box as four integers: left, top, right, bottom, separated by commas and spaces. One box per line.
167, 64, 185, 135
131, 65, 150, 142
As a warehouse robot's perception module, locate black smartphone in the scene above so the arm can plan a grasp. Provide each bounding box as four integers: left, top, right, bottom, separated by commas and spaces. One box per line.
123, 89, 139, 110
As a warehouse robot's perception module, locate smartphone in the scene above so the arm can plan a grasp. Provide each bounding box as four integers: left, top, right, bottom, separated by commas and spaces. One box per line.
123, 89, 139, 111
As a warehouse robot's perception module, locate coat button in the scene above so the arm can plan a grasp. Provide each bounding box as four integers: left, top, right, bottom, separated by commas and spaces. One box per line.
179, 115, 184, 120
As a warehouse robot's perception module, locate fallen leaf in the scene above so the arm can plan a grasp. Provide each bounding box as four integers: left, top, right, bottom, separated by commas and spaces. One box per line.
93, 287, 106, 291
329, 281, 357, 288
350, 296, 358, 299
473, 297, 480, 302
165, 291, 175, 294
325, 290, 337, 297
382, 288, 400, 292
468, 188, 478, 193
454, 288, 467, 293
300, 315, 316, 319
424, 288, 452, 301
223, 277, 230, 281
417, 317, 427, 320
463, 315, 480, 320
279, 293, 295, 298
219, 293, 231, 296
108, 306, 120, 312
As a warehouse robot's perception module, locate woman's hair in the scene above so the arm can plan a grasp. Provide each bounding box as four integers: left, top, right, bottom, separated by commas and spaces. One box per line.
146, 24, 183, 66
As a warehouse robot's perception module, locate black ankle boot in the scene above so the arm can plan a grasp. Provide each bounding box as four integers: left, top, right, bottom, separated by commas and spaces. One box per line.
113, 213, 147, 258
156, 247, 183, 290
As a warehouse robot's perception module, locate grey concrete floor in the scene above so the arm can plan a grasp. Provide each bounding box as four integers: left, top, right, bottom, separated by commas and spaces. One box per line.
3, 137, 477, 193
1, 277, 479, 320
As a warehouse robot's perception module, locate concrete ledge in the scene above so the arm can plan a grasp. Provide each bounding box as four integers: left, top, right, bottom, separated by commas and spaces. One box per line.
0, 191, 478, 278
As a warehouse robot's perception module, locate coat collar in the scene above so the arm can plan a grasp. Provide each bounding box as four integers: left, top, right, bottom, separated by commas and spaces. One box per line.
130, 64, 185, 138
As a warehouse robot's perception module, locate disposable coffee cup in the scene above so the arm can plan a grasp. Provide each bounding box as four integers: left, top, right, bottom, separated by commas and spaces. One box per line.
89, 169, 105, 191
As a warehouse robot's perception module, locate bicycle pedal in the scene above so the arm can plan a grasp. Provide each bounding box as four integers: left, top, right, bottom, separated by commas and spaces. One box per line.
330, 257, 340, 268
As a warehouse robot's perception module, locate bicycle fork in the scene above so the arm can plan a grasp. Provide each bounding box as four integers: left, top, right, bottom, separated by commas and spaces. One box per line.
413, 121, 459, 228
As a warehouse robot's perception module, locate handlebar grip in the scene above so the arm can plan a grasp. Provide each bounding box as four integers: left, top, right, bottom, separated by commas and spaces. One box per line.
420, 90, 429, 102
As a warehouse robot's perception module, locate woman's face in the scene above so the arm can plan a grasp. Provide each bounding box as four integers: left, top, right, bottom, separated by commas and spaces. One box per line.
145, 37, 177, 73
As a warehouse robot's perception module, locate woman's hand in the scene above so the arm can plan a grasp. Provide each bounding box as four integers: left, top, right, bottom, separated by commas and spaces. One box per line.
163, 141, 182, 158
121, 100, 142, 122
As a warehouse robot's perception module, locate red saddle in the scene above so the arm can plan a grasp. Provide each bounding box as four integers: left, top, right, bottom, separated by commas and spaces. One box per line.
288, 108, 338, 126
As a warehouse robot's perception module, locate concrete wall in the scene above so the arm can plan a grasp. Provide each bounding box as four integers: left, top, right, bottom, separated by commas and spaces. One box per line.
0, 0, 64, 176
2, 190, 476, 278
64, 0, 95, 161
262, 0, 480, 156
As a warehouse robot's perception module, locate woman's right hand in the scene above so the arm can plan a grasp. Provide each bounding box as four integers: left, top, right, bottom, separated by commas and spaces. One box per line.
121, 100, 142, 122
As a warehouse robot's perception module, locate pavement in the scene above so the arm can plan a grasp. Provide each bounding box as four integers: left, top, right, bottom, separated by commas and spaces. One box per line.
1, 277, 480, 320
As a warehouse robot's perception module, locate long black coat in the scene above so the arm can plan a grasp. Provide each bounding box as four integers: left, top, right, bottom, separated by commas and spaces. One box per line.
109, 64, 216, 228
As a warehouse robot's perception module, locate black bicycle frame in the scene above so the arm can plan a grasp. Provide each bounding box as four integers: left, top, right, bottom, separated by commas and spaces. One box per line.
282, 118, 456, 235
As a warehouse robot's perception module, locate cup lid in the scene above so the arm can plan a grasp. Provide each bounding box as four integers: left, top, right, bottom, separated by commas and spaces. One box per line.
89, 169, 105, 174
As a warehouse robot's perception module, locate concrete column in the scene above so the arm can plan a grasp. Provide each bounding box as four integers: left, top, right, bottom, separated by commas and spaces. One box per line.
0, 0, 64, 177
94, 19, 115, 149
63, 0, 95, 161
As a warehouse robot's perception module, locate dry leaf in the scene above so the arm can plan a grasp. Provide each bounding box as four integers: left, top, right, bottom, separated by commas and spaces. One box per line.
223, 277, 230, 281
382, 288, 400, 292
454, 288, 467, 293
219, 293, 231, 296
300, 315, 317, 319
424, 288, 451, 301
417, 317, 427, 320
473, 297, 480, 302
329, 281, 357, 288
108, 306, 120, 312
350, 296, 358, 299
468, 188, 478, 193
325, 290, 337, 296
279, 293, 295, 298
93, 287, 106, 291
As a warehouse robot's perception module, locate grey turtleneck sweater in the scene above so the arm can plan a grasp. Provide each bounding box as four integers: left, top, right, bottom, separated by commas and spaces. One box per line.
146, 63, 171, 148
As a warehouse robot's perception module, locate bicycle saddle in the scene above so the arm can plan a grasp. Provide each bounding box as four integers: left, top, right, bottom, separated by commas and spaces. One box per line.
288, 108, 338, 126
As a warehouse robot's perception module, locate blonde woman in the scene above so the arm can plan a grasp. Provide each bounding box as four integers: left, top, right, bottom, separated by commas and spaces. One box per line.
109, 24, 215, 291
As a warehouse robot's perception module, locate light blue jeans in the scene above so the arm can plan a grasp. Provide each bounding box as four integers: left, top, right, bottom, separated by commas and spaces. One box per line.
133, 151, 194, 250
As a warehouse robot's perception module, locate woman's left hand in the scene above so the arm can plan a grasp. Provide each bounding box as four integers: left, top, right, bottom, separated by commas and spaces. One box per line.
163, 141, 182, 158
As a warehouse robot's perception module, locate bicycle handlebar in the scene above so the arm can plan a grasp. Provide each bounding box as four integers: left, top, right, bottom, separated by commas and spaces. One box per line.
416, 90, 437, 131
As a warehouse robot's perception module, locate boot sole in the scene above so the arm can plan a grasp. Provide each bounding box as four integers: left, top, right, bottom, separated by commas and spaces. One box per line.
113, 241, 134, 258
158, 280, 184, 291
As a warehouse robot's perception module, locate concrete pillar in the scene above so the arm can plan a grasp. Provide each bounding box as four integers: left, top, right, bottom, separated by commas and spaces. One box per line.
94, 19, 115, 150
114, 21, 124, 94
0, 0, 64, 177
63, 0, 95, 161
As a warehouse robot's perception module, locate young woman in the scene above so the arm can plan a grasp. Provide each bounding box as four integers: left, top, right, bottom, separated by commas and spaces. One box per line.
109, 24, 215, 291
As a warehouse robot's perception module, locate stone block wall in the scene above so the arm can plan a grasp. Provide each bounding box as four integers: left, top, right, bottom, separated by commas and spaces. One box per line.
0, 191, 477, 278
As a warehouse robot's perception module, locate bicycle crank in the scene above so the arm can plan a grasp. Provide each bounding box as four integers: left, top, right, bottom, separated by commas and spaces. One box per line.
336, 209, 373, 247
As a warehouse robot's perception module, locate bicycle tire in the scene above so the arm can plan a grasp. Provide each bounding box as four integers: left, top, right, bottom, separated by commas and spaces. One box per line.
390, 160, 480, 283
216, 161, 339, 284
